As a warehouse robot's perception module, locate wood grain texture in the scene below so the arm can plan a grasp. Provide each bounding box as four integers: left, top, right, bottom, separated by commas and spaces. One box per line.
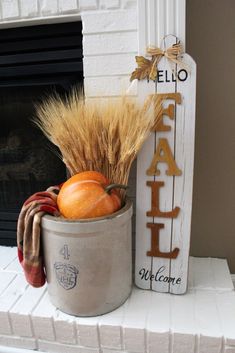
146, 181, 180, 218
151, 35, 178, 293
146, 137, 182, 176
135, 33, 196, 294
169, 53, 196, 294
135, 0, 155, 290
135, 0, 188, 293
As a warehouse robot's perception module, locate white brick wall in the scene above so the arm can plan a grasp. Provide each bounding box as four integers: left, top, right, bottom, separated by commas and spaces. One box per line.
40, 0, 58, 16
100, 0, 120, 10
0, 0, 137, 24
0, 248, 235, 353
0, 0, 138, 246
81, 6, 138, 98
0, 0, 138, 99
1, 0, 20, 19
0, 0, 183, 257
20, 0, 38, 18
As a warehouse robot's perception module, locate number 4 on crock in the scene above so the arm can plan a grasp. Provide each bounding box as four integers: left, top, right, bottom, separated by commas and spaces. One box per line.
59, 244, 70, 260
135, 35, 196, 294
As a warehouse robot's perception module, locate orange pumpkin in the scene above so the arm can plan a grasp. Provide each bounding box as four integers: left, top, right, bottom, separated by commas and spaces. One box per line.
57, 171, 127, 219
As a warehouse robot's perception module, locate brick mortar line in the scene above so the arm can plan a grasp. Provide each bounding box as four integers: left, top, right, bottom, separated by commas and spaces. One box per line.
84, 51, 137, 57
83, 29, 137, 35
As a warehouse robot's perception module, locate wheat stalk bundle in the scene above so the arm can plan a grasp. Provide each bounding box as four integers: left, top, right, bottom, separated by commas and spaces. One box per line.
35, 90, 162, 199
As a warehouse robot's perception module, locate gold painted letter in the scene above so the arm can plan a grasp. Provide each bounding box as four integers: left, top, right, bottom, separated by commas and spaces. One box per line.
146, 223, 180, 259
146, 138, 182, 176
146, 181, 180, 218
152, 93, 181, 131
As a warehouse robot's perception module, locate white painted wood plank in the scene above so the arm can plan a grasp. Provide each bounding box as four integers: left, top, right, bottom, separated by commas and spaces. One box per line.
135, 126, 155, 290
137, 0, 187, 296
10, 284, 46, 337
135, 35, 196, 294
146, 292, 171, 353
151, 35, 177, 293
0, 274, 28, 335
31, 291, 56, 341
169, 53, 196, 294
135, 68, 155, 290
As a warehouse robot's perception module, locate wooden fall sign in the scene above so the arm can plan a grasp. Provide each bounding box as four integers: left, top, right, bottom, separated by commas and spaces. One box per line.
135, 35, 196, 294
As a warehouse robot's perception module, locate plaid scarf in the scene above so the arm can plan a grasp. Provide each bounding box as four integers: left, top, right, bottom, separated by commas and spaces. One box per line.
17, 186, 61, 288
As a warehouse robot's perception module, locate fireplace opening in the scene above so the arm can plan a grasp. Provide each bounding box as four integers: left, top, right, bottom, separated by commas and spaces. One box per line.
0, 21, 83, 246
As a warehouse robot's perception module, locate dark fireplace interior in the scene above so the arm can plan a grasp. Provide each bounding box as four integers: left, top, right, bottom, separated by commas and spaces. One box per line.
0, 21, 83, 246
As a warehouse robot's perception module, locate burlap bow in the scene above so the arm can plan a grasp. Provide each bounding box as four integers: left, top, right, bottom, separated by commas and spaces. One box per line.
130, 42, 187, 82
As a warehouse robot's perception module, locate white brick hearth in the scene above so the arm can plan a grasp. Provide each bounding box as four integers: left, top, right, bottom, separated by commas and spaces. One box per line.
0, 246, 234, 353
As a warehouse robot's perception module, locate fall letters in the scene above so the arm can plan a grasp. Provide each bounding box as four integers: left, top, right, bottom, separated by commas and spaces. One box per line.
146, 93, 181, 259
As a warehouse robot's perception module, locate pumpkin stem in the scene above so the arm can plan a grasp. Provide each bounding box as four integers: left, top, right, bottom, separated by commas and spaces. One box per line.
105, 183, 128, 194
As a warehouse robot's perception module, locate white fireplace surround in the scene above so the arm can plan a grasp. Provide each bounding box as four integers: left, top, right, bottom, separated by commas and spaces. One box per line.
2, 2, 235, 353
0, 0, 185, 99
0, 0, 186, 216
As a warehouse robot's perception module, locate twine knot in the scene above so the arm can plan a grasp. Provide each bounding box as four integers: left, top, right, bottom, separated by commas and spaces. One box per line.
130, 41, 188, 82
146, 42, 184, 80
